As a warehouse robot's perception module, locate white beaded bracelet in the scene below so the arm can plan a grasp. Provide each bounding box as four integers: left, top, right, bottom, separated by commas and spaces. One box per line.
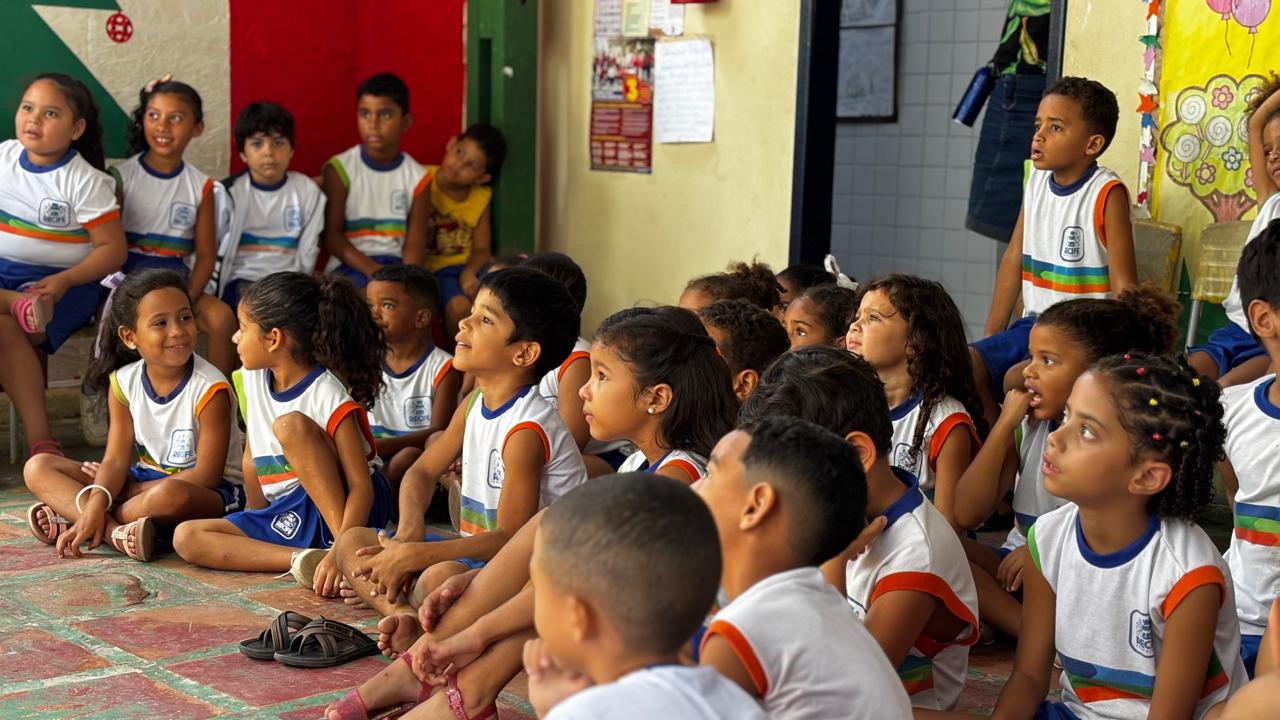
75, 484, 114, 513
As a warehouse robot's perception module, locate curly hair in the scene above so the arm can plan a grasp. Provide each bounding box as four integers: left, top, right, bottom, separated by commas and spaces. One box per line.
1044, 76, 1119, 153
857, 274, 987, 468
1248, 72, 1280, 125
696, 299, 789, 376
1090, 353, 1226, 520
1035, 283, 1181, 361
684, 261, 782, 312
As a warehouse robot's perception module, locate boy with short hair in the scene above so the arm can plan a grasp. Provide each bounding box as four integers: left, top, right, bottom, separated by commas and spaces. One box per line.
323, 73, 427, 288
217, 101, 326, 311
697, 416, 912, 719
366, 264, 461, 487
739, 346, 979, 711
524, 473, 766, 720
1220, 222, 1280, 678
970, 76, 1137, 419
696, 298, 790, 402
408, 122, 507, 344
333, 266, 587, 653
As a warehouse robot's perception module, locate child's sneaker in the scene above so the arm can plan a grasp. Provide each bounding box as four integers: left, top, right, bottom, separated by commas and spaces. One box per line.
289, 549, 328, 588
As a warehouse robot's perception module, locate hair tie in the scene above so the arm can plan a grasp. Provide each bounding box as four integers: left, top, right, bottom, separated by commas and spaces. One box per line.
92, 271, 128, 360
142, 73, 173, 94
1194, 410, 1202, 416
1192, 377, 1201, 387
823, 254, 858, 291
1152, 432, 1162, 441
1179, 441, 1189, 448
1123, 353, 1132, 360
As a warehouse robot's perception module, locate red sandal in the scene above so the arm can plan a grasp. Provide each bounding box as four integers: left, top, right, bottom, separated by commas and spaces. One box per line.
329, 652, 436, 719
9, 293, 52, 334
446, 672, 497, 720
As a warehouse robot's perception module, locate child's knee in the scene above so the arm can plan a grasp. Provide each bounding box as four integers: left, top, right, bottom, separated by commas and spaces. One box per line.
138, 480, 196, 518
22, 454, 59, 491
333, 525, 378, 569
272, 411, 323, 446
198, 298, 237, 338
171, 520, 202, 559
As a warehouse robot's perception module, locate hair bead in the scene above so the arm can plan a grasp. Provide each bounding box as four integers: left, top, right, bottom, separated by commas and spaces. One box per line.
1136, 367, 1147, 376
1152, 432, 1163, 441
1149, 398, 1159, 407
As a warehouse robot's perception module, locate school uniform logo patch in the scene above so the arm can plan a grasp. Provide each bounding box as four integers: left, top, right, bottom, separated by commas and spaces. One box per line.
1059, 226, 1085, 262
39, 198, 70, 227
892, 442, 914, 470
170, 202, 196, 230
404, 396, 430, 428
284, 205, 302, 231
166, 429, 196, 466
271, 510, 302, 539
1129, 609, 1154, 658
486, 448, 504, 489
391, 190, 409, 214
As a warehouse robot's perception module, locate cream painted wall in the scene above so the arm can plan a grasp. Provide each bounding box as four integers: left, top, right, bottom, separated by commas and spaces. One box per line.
538, 2, 801, 332
1062, 1, 1148, 193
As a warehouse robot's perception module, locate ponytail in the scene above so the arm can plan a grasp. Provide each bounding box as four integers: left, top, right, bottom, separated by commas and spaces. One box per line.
84, 269, 190, 394
30, 73, 104, 171
1035, 282, 1181, 363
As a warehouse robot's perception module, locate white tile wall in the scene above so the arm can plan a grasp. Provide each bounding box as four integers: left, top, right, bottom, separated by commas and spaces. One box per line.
831, 0, 1014, 339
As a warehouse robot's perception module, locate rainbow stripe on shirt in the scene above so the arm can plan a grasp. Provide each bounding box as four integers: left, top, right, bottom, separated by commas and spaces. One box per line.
253, 454, 297, 485
344, 217, 406, 240
0, 207, 89, 243
1062, 651, 1229, 703
1234, 501, 1280, 546
459, 494, 497, 536
1021, 255, 1111, 295
237, 232, 298, 254
136, 444, 181, 474
897, 654, 935, 698
127, 231, 193, 257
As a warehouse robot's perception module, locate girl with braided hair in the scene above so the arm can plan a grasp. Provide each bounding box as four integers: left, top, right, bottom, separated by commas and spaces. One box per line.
977, 352, 1249, 720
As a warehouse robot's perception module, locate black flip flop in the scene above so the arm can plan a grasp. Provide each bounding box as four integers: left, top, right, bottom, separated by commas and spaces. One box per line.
239, 611, 313, 660
273, 617, 379, 668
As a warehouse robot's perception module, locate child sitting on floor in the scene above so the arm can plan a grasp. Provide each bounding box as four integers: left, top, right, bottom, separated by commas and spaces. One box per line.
679, 260, 782, 315
783, 284, 856, 351
696, 298, 790, 402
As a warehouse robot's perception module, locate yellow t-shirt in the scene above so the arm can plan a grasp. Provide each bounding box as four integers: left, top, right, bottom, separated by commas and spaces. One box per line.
416, 165, 493, 272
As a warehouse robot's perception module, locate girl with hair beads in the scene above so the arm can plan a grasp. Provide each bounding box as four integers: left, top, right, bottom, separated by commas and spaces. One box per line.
1, 73, 125, 458
173, 272, 392, 597
847, 274, 985, 523
679, 260, 782, 315
784, 283, 857, 350
24, 269, 242, 561
955, 284, 1181, 638
114, 78, 236, 375
962, 354, 1249, 720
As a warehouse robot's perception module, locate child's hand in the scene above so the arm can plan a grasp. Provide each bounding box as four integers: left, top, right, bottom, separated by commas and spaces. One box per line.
420, 624, 488, 685
29, 273, 71, 303
460, 270, 479, 299
55, 506, 108, 558
997, 544, 1031, 592
523, 638, 593, 717
312, 550, 342, 597
79, 461, 101, 479
419, 568, 477, 631
362, 532, 417, 599
997, 388, 1033, 428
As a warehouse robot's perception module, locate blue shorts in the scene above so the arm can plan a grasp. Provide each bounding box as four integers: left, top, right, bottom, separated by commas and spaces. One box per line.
972, 315, 1036, 393
0, 257, 106, 353
1241, 632, 1263, 679
123, 253, 189, 276
334, 254, 401, 289
591, 448, 631, 471
226, 470, 393, 549
433, 264, 466, 306
127, 465, 247, 515
1189, 322, 1266, 377
220, 278, 252, 313
1035, 701, 1079, 720
423, 532, 485, 570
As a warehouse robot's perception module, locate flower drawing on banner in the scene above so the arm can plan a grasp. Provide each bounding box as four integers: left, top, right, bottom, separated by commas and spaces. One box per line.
1160, 73, 1268, 221
1247, 166, 1255, 188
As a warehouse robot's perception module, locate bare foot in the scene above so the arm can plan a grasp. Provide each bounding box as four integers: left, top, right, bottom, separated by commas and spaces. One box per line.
339, 577, 367, 608
323, 652, 425, 719
377, 612, 423, 658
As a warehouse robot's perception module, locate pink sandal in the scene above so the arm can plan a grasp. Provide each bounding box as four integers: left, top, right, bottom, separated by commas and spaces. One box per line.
26, 502, 68, 544
329, 652, 437, 720
446, 672, 497, 720
9, 293, 52, 334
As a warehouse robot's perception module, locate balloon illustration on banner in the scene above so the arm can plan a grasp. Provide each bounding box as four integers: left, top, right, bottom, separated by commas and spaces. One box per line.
1233, 0, 1271, 65
1208, 0, 1233, 52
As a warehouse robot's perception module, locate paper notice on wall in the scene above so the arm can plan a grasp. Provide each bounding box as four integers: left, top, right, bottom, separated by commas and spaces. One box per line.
654, 39, 714, 143
621, 0, 650, 37
649, 0, 684, 36
591, 37, 655, 173
595, 0, 622, 37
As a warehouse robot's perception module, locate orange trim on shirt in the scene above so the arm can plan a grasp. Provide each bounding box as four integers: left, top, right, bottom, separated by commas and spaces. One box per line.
664, 459, 701, 484
926, 413, 980, 473
1094, 180, 1123, 249
503, 421, 550, 463
870, 571, 979, 653
557, 351, 590, 383
1, 223, 90, 243
413, 170, 435, 199
194, 383, 230, 418
83, 208, 120, 230
327, 400, 378, 461
432, 359, 455, 390
1161, 566, 1225, 619
701, 620, 768, 697
200, 178, 213, 201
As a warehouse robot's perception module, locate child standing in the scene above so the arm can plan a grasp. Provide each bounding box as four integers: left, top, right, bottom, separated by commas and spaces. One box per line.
1219, 226, 1280, 677
980, 353, 1248, 719
323, 73, 426, 288
1, 73, 125, 457
217, 101, 326, 311
409, 123, 506, 344
848, 274, 984, 523
696, 298, 790, 402
971, 77, 1137, 422
783, 284, 857, 350
172, 272, 392, 598
24, 269, 241, 561
366, 264, 460, 486
114, 79, 236, 375
697, 416, 912, 718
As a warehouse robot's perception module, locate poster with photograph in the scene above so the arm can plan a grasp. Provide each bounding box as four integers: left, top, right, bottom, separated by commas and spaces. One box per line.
591, 37, 655, 173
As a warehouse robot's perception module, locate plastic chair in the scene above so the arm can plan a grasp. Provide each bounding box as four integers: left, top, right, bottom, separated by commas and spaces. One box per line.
1186, 221, 1253, 349
1132, 219, 1182, 293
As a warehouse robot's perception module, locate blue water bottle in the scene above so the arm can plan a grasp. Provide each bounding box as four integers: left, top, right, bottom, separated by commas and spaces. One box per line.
953, 64, 996, 127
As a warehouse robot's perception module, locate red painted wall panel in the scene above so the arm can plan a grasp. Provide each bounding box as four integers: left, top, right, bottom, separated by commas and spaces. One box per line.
229, 0, 465, 177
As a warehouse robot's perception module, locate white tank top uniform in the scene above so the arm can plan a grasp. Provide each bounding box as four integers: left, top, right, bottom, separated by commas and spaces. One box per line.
218, 171, 326, 288
845, 467, 980, 710
0, 140, 119, 268
458, 385, 587, 537
618, 449, 707, 484
703, 566, 913, 719
1222, 375, 1280, 641
1221, 193, 1280, 334
325, 145, 426, 260
370, 345, 454, 439
1029, 504, 1248, 719
112, 152, 211, 265
1020, 164, 1126, 316
543, 665, 766, 720
888, 392, 980, 495
109, 355, 243, 511
537, 337, 634, 461
1005, 418, 1067, 550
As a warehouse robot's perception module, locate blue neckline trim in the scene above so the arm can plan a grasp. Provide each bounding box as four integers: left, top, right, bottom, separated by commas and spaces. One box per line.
268, 365, 325, 402
1254, 377, 1280, 420
141, 357, 195, 405
639, 451, 673, 473
480, 384, 532, 419
1075, 510, 1159, 568
1049, 162, 1098, 197
882, 466, 925, 529
250, 174, 288, 192
383, 345, 435, 379
360, 147, 405, 172
19, 147, 77, 173
889, 392, 922, 422
139, 152, 184, 179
